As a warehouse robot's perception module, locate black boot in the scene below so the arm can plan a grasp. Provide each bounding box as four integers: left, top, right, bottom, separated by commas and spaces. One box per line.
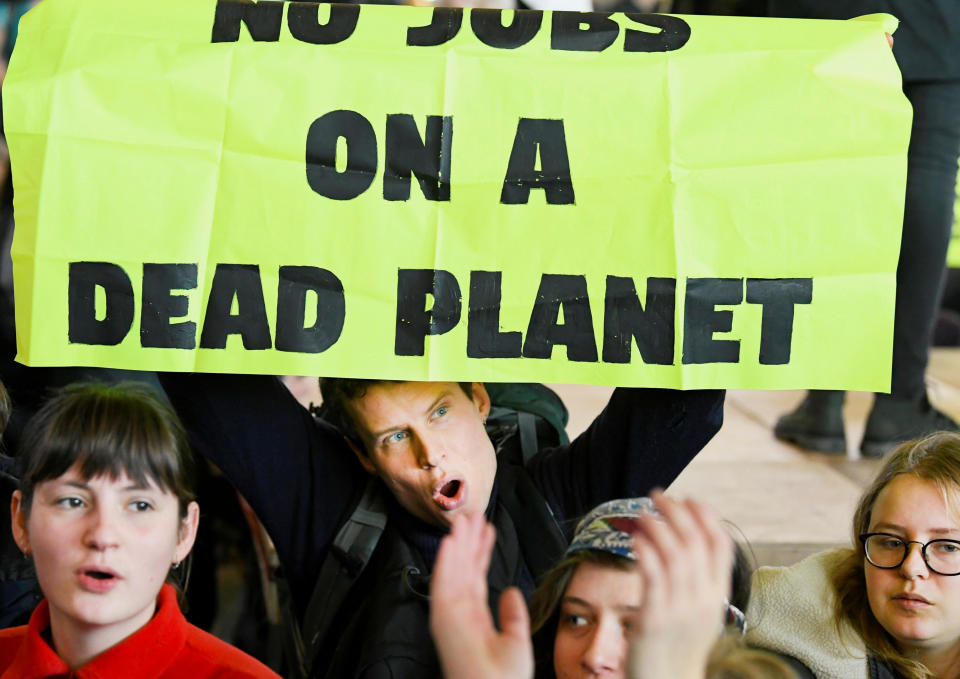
861, 395, 959, 458
774, 390, 846, 453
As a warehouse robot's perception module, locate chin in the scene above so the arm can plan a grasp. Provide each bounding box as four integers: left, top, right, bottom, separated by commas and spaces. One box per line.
886, 623, 941, 648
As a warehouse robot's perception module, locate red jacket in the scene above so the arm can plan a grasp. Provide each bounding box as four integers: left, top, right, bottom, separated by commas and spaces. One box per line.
0, 584, 280, 678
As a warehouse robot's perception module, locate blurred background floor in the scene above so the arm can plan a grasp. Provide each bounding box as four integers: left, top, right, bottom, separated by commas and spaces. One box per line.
550, 346, 960, 568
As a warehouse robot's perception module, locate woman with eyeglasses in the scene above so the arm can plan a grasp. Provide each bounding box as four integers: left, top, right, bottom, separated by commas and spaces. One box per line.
747, 432, 960, 679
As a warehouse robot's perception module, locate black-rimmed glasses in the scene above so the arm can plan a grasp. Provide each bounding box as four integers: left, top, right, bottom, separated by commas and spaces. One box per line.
860, 532, 960, 576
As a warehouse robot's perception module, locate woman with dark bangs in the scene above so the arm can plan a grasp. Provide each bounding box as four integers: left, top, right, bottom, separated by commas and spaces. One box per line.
0, 382, 280, 678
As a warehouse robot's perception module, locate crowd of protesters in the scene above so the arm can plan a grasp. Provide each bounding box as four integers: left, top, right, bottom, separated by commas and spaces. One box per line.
7, 375, 960, 679
0, 0, 960, 678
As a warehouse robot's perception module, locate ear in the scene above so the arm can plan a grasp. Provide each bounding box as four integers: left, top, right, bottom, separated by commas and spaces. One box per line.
346, 436, 377, 476
471, 382, 491, 421
10, 491, 30, 556
173, 501, 200, 564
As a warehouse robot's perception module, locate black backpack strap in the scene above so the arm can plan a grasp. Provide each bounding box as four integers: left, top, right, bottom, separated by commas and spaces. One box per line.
495, 464, 566, 580
516, 411, 539, 466
301, 477, 388, 676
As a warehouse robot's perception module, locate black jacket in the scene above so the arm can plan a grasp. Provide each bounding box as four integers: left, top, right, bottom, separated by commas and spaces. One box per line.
767, 1, 960, 81
160, 374, 724, 677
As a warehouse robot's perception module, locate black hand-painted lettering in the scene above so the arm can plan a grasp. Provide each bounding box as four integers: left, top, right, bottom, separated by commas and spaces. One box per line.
288, 3, 360, 44
623, 14, 690, 52
551, 11, 619, 52
384, 114, 452, 202
746, 278, 812, 365
501, 118, 575, 205
68, 262, 134, 346
602, 275, 675, 364
522, 274, 597, 361
395, 269, 462, 356
275, 266, 345, 353
470, 9, 542, 49
306, 110, 377, 200
141, 263, 197, 349
407, 8, 463, 46
682, 277, 741, 364
211, 0, 284, 42
199, 264, 271, 350
467, 271, 522, 358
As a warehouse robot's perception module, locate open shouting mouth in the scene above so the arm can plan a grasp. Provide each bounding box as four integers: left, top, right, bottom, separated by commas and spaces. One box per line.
432, 477, 467, 511
77, 566, 122, 593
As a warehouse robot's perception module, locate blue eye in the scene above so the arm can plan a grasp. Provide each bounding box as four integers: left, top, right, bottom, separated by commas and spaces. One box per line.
435, 406, 448, 417
933, 541, 960, 554
131, 500, 154, 512
56, 497, 84, 509
387, 431, 407, 444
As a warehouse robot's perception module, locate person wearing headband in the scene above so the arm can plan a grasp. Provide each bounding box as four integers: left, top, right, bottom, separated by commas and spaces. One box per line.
429, 493, 788, 679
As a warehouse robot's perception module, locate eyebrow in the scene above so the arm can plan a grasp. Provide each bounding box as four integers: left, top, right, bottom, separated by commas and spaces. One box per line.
368, 391, 454, 440
561, 596, 640, 613
872, 522, 960, 536
422, 391, 453, 418
62, 479, 153, 492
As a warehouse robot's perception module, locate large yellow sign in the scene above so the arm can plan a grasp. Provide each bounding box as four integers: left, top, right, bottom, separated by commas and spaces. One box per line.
4, 0, 909, 389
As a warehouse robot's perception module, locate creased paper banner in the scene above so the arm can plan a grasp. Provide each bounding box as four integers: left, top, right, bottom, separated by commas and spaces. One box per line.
4, 0, 909, 389
948, 158, 960, 268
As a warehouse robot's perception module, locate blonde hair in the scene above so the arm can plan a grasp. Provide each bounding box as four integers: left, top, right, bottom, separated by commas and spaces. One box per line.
831, 432, 960, 679
707, 637, 798, 679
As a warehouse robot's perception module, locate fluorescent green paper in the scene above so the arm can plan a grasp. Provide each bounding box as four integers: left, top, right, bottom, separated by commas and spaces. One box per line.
4, 0, 909, 389
949, 158, 960, 268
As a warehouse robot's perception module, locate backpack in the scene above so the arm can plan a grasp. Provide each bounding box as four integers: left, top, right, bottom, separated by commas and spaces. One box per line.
289, 382, 570, 679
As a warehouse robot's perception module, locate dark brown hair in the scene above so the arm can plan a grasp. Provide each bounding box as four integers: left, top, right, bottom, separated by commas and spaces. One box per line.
0, 379, 11, 437
16, 382, 196, 519
318, 379, 472, 450
831, 432, 960, 679
529, 549, 634, 634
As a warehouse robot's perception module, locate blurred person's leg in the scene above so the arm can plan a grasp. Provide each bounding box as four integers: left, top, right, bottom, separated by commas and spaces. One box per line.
860, 79, 960, 457
777, 78, 960, 456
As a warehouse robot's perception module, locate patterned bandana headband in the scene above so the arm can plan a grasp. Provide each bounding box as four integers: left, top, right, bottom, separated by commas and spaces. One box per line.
565, 496, 748, 636
565, 497, 658, 559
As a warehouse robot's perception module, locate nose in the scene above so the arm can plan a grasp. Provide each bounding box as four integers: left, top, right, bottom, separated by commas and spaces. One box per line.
83, 505, 120, 551
580, 621, 624, 675
900, 542, 930, 579
416, 431, 446, 469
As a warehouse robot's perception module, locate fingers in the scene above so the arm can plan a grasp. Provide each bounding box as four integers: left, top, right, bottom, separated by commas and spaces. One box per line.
683, 496, 734, 586
628, 492, 734, 679
476, 517, 496, 583
630, 491, 734, 631
432, 517, 534, 679
432, 513, 496, 606
642, 490, 732, 585
632, 533, 666, 624
498, 587, 531, 641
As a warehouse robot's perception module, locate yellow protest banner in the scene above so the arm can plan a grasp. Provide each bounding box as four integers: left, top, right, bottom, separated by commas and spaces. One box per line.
949, 159, 960, 268
4, 0, 909, 389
